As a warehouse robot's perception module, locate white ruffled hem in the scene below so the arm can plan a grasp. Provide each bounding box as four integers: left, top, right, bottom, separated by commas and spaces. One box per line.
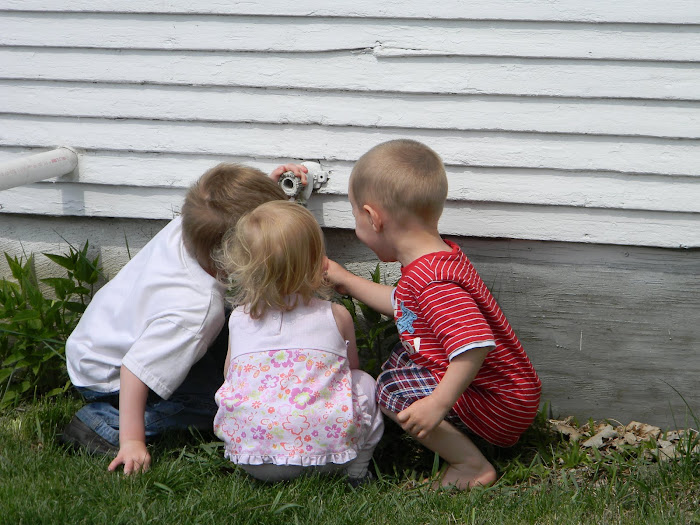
224, 447, 358, 467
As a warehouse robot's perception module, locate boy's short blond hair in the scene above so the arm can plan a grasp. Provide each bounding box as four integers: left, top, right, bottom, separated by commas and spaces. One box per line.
350, 139, 447, 223
181, 163, 286, 274
215, 200, 330, 319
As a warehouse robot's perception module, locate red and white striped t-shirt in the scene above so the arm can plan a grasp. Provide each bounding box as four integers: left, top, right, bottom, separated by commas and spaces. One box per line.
393, 240, 541, 447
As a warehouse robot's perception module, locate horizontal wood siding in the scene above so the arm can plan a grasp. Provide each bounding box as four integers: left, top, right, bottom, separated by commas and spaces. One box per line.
4, 13, 700, 62
2, 81, 699, 138
2, 1, 699, 23
0, 3, 699, 249
2, 49, 699, 100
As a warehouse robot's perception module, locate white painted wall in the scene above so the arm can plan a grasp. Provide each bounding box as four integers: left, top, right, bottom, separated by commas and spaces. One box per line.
0, 1, 698, 249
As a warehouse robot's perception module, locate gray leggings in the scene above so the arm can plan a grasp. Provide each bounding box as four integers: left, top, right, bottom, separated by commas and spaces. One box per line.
240, 462, 347, 482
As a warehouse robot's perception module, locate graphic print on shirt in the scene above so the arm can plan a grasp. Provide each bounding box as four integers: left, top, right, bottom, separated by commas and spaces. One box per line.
395, 300, 420, 355
396, 301, 417, 334
400, 336, 421, 356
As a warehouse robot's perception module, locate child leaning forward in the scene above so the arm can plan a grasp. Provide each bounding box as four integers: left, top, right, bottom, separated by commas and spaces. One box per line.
213, 200, 384, 485
326, 139, 541, 489
63, 162, 308, 474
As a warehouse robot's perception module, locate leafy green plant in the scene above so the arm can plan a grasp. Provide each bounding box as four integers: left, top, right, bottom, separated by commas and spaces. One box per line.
338, 264, 399, 375
0, 241, 100, 409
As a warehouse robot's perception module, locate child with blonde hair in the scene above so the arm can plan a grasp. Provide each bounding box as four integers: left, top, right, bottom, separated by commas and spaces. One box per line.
213, 200, 384, 484
63, 162, 308, 474
327, 139, 541, 490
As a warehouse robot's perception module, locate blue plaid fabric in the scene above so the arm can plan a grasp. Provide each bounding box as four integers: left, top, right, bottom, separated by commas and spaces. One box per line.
376, 345, 468, 431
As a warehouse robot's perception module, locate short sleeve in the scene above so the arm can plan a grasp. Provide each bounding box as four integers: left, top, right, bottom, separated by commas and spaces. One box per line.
121, 318, 213, 399
416, 281, 495, 360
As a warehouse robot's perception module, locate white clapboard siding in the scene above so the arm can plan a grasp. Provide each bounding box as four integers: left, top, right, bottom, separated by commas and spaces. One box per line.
2, 116, 698, 177
1, 184, 697, 248
380, 201, 700, 250
2, 13, 700, 62
2, 48, 699, 101
0, 5, 698, 250
1, 148, 696, 214
2, 81, 699, 139
1, 0, 699, 24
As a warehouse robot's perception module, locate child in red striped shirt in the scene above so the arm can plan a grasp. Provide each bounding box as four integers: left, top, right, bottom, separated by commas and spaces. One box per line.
326, 139, 541, 489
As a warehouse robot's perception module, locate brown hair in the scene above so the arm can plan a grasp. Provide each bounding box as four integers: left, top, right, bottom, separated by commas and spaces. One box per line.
215, 200, 330, 319
350, 139, 447, 224
181, 163, 286, 274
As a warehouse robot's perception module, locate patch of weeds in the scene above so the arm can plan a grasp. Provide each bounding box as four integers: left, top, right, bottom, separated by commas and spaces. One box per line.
495, 454, 549, 485
337, 263, 399, 375
0, 241, 100, 409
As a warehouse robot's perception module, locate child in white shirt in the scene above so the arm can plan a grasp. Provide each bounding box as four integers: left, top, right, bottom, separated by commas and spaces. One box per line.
63, 163, 308, 474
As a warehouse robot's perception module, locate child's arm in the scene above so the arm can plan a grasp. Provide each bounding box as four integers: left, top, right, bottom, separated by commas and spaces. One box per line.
396, 347, 490, 440
107, 365, 151, 475
331, 302, 360, 369
325, 258, 394, 317
223, 343, 231, 379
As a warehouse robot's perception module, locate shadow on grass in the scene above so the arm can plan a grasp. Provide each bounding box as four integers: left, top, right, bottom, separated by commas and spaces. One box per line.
370, 405, 560, 485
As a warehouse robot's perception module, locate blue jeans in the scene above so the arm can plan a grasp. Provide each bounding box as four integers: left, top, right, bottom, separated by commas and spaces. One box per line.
74, 320, 228, 446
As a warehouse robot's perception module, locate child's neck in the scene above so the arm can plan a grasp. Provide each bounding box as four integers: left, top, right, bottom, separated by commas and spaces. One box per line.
388, 221, 451, 267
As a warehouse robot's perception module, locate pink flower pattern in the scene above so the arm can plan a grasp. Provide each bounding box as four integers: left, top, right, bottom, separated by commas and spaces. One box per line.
251, 426, 268, 440
289, 387, 316, 409
270, 350, 294, 368
260, 374, 279, 389
214, 349, 361, 463
325, 424, 342, 439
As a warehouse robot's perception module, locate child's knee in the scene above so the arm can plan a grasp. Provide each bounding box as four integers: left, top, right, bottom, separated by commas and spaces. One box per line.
351, 369, 376, 398
375, 365, 440, 415
375, 370, 408, 413
350, 370, 384, 443
351, 369, 381, 422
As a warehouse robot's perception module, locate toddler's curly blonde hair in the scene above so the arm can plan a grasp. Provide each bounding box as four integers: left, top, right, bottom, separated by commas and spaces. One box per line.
215, 200, 330, 319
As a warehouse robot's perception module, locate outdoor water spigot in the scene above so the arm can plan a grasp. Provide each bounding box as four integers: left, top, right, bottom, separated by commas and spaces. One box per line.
278, 161, 328, 204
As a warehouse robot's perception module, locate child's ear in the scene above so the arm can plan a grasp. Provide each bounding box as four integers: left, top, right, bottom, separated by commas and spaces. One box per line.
363, 204, 383, 232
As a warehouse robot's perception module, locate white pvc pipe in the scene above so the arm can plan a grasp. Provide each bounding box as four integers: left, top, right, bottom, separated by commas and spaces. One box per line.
0, 147, 78, 192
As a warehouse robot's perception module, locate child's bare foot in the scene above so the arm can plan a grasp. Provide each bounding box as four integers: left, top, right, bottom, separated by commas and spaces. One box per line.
382, 410, 498, 491
433, 460, 497, 490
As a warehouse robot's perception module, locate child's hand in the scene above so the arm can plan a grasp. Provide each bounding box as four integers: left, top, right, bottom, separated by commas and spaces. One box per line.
108, 439, 151, 475
323, 257, 395, 316
396, 397, 448, 440
323, 257, 350, 295
269, 164, 308, 185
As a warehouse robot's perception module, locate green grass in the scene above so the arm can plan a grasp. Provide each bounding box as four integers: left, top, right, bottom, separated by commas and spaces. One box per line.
1, 399, 699, 525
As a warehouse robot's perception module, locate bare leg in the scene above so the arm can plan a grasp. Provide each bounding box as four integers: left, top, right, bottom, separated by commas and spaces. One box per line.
382, 408, 497, 490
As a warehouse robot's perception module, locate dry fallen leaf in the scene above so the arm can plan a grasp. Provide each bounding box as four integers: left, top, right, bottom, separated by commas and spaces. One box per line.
582, 424, 618, 449
549, 418, 583, 442
548, 417, 697, 467
623, 432, 638, 446
625, 421, 662, 440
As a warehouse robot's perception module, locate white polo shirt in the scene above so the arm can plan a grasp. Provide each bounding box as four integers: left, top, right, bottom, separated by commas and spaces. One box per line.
65, 217, 226, 399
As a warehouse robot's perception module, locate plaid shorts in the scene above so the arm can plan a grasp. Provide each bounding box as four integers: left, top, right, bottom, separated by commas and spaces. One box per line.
376, 345, 469, 432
